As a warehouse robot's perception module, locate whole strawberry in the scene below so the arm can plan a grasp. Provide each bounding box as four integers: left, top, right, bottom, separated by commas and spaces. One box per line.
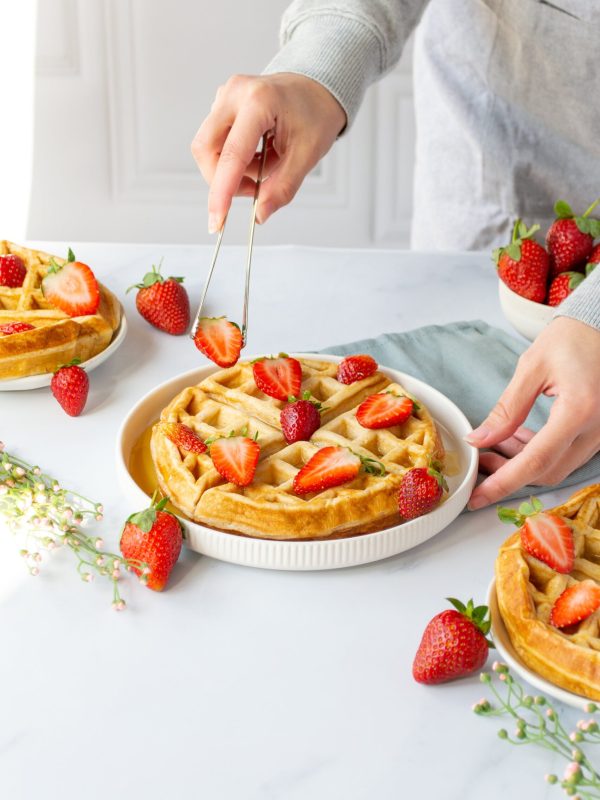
50, 361, 89, 416
280, 392, 322, 444
128, 260, 190, 335
494, 219, 549, 302
412, 598, 492, 684
120, 495, 182, 591
0, 254, 26, 287
547, 270, 585, 307
397, 464, 447, 521
546, 199, 600, 276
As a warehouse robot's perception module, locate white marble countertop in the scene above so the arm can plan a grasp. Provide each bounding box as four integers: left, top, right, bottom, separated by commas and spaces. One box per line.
0, 243, 582, 799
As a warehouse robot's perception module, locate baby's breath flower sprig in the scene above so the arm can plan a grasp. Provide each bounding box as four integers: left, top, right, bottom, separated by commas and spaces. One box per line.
0, 444, 148, 609
474, 661, 600, 798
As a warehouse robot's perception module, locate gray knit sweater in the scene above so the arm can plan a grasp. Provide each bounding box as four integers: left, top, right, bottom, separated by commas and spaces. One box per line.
264, 0, 600, 330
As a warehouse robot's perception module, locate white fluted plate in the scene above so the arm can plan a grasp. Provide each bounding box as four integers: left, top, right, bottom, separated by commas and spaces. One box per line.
116, 354, 478, 570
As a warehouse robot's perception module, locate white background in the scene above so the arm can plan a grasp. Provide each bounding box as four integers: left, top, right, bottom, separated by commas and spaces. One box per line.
29, 0, 416, 247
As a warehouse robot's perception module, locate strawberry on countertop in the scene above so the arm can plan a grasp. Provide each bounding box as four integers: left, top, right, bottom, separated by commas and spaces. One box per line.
547, 271, 585, 307
356, 392, 415, 429
546, 199, 600, 276
128, 260, 190, 335
280, 392, 322, 444
337, 354, 378, 385
493, 219, 549, 303
41, 248, 100, 317
292, 445, 384, 495
50, 360, 89, 417
397, 464, 447, 521
0, 254, 26, 287
550, 580, 600, 628
412, 598, 492, 684
120, 495, 183, 592
498, 497, 574, 574
0, 322, 35, 335
252, 354, 302, 401
208, 430, 260, 487
157, 422, 207, 455
194, 316, 243, 368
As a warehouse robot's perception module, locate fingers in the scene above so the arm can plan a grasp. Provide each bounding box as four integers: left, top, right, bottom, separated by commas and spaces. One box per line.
255, 145, 316, 224
468, 397, 582, 508
207, 106, 275, 232
465, 353, 544, 448
487, 426, 535, 459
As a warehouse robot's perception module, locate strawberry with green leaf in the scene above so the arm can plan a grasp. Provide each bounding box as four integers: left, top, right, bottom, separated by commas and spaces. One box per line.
293, 445, 385, 495
207, 429, 260, 486
128, 260, 190, 335
412, 598, 493, 684
280, 391, 323, 444
120, 494, 183, 591
194, 316, 243, 367
494, 220, 549, 302
547, 270, 585, 306
546, 199, 600, 276
397, 463, 448, 520
498, 497, 574, 574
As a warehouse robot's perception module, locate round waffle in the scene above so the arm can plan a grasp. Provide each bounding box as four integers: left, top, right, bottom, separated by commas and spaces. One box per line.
495, 485, 600, 699
150, 357, 445, 540
0, 241, 121, 380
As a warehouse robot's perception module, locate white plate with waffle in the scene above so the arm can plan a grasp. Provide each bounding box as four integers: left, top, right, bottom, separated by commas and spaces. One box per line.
0, 314, 127, 391
116, 354, 478, 570
488, 579, 590, 710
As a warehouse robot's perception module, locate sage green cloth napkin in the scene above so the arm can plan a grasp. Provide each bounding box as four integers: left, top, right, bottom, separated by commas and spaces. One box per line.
320, 319, 600, 502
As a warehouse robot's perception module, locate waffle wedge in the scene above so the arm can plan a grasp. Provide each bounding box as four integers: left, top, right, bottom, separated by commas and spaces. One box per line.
496, 484, 600, 699
0, 241, 121, 380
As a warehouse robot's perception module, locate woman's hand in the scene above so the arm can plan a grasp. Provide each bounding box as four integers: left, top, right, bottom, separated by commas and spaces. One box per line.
467, 316, 600, 508
191, 73, 346, 233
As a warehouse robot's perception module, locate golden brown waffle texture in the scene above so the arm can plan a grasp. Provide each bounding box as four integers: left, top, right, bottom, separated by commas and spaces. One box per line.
151, 358, 444, 540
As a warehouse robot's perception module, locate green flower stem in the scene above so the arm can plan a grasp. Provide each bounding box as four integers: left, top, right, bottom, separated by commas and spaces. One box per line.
0, 446, 148, 609
475, 665, 600, 797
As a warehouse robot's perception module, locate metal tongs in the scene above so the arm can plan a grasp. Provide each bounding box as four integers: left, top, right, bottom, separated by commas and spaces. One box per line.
190, 134, 269, 346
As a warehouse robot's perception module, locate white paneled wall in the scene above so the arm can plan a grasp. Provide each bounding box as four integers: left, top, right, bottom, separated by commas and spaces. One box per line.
29, 0, 415, 247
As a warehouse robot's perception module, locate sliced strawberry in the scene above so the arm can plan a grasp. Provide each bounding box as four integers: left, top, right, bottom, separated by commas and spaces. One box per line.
550, 580, 600, 628
209, 434, 260, 486
252, 355, 302, 401
520, 512, 574, 574
337, 354, 378, 385
193, 316, 243, 368
356, 392, 414, 429
158, 422, 207, 455
0, 322, 35, 335
293, 446, 361, 495
41, 250, 100, 317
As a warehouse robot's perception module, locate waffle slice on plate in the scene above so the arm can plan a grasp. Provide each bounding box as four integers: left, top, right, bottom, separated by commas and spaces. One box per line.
151, 357, 445, 540
496, 484, 600, 699
0, 241, 121, 380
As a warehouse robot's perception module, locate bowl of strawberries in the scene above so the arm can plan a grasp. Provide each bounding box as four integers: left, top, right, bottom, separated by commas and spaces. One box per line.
496, 200, 599, 341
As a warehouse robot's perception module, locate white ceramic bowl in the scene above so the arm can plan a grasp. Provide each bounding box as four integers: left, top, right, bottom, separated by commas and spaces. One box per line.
498, 279, 554, 341
116, 354, 479, 571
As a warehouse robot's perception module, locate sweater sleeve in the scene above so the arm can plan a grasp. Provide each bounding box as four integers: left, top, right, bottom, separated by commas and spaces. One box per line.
262, 0, 429, 128
554, 268, 600, 331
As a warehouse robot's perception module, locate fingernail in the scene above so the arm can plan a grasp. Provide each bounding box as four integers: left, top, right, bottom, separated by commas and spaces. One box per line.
208, 213, 220, 234
468, 494, 489, 511
257, 201, 274, 225
464, 425, 491, 445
